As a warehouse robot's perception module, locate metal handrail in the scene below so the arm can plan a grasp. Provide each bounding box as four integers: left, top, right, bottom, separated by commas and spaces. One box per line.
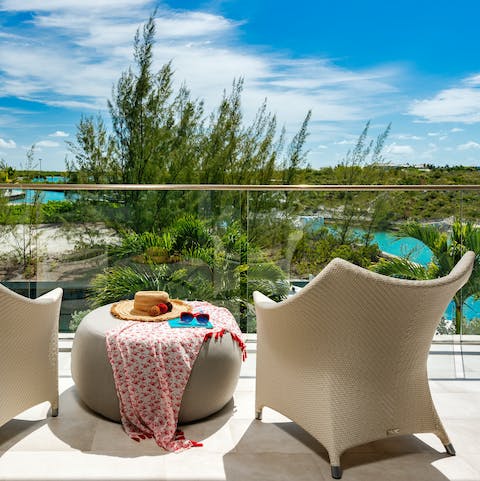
1, 183, 480, 191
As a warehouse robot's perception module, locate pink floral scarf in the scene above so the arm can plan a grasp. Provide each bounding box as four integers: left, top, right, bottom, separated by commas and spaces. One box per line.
105, 301, 246, 452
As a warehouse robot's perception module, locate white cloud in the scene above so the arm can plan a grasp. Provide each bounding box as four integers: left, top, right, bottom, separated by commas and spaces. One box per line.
0, 138, 16, 148
464, 74, 480, 86
0, 2, 403, 130
394, 134, 422, 140
408, 75, 480, 123
450, 127, 464, 132
0, 0, 150, 12
427, 132, 441, 137
458, 141, 480, 151
49, 130, 69, 137
36, 140, 60, 148
386, 143, 414, 155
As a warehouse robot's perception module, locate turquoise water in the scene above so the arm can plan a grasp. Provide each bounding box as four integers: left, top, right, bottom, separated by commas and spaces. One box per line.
370, 231, 480, 321
10, 190, 72, 204
371, 231, 433, 265
32, 176, 67, 183
9, 176, 71, 204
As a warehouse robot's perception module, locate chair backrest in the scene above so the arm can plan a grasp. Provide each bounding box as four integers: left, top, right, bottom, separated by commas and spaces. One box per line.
270, 251, 475, 376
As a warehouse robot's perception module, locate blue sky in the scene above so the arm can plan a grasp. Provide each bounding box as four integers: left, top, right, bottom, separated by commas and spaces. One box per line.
0, 0, 480, 171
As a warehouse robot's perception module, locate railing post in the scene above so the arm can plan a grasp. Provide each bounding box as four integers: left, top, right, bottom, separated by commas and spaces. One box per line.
239, 190, 248, 332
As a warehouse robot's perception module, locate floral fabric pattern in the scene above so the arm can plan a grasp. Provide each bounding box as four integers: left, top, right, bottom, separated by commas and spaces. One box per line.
105, 301, 246, 452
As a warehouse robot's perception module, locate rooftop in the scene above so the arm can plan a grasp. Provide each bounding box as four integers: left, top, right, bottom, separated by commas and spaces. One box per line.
0, 338, 479, 481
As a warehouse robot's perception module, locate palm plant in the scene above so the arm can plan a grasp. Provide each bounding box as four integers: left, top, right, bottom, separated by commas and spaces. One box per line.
89, 217, 289, 331
89, 264, 196, 309
372, 221, 480, 334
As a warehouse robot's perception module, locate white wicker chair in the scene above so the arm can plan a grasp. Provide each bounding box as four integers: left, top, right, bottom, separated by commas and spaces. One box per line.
0, 283, 63, 428
254, 251, 475, 479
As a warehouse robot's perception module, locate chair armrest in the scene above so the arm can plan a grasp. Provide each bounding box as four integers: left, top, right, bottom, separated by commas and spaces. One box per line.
253, 291, 277, 308
35, 287, 63, 305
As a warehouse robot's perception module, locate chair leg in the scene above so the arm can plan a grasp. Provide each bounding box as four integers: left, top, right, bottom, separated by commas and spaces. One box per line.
255, 408, 263, 420
51, 400, 59, 417
331, 465, 342, 479
444, 443, 456, 456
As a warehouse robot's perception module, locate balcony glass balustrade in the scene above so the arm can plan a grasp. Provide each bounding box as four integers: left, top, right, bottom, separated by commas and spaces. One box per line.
1, 183, 479, 378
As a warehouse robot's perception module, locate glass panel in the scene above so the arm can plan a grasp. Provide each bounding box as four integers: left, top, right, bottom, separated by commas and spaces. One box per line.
458, 189, 480, 378
1, 182, 479, 363
10, 187, 244, 333
246, 188, 460, 377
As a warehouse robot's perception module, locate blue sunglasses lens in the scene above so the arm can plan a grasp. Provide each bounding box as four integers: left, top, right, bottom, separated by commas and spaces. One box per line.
196, 314, 210, 324
180, 312, 194, 323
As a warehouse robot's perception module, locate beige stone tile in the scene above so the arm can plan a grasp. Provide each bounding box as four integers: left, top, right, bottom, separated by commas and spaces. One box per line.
431, 455, 480, 481
430, 379, 480, 394
164, 451, 227, 480
0, 419, 98, 453
338, 452, 463, 480
260, 406, 292, 423
462, 454, 480, 474
5, 401, 52, 423
234, 377, 255, 392
181, 419, 235, 453
90, 418, 163, 455
367, 434, 442, 455
432, 393, 480, 419
58, 351, 72, 375
229, 390, 256, 420
441, 419, 480, 454
239, 352, 256, 378
3, 346, 480, 481
0, 451, 168, 480
0, 418, 49, 452
223, 453, 330, 481
228, 419, 327, 456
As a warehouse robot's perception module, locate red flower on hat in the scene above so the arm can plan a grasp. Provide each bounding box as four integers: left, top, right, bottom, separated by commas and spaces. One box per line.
149, 303, 169, 316
157, 303, 169, 314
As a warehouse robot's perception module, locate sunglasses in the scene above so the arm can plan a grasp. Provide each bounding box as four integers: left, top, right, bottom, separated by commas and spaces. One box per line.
179, 311, 210, 325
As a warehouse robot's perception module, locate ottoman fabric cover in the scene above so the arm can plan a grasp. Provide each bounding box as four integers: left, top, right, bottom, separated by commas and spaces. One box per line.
71, 304, 242, 423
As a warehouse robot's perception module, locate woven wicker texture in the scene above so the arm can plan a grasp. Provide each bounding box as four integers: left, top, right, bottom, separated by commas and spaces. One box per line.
0, 283, 63, 428
254, 252, 475, 475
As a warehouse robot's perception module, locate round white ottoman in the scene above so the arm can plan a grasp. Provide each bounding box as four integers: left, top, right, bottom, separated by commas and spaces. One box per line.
71, 304, 243, 423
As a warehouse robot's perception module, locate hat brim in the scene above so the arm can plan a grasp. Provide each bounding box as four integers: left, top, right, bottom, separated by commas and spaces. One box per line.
111, 299, 191, 322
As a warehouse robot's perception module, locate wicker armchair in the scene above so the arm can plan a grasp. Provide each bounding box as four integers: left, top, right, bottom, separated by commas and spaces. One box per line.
254, 251, 474, 479
0, 283, 63, 428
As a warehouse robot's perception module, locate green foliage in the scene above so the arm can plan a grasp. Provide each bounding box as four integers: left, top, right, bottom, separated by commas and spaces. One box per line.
67, 115, 119, 184
89, 264, 193, 308
88, 214, 289, 331
302, 166, 480, 223
292, 226, 381, 276
463, 318, 480, 335
68, 14, 311, 233
170, 215, 214, 253
112, 230, 166, 258
246, 262, 289, 301
40, 200, 77, 223
373, 257, 434, 280
0, 160, 15, 182
69, 310, 91, 332
371, 221, 480, 334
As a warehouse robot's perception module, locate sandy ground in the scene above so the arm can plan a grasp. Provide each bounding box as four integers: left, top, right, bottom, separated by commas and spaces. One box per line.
0, 223, 121, 282
0, 223, 120, 257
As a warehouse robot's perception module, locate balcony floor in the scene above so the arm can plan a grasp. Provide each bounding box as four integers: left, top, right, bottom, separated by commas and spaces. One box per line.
1, 341, 480, 481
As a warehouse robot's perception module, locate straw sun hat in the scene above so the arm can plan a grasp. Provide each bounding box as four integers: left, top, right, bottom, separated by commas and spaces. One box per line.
111, 291, 191, 322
